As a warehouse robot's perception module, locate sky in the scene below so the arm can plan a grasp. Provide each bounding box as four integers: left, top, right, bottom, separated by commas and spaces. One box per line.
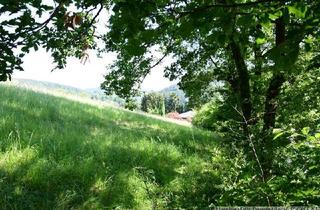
13, 48, 177, 91
9, 1, 177, 91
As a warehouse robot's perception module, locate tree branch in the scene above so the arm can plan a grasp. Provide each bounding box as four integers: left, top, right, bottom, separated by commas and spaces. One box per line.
33, 1, 65, 33
150, 53, 168, 69
232, 105, 271, 206
87, 2, 103, 30
171, 0, 281, 18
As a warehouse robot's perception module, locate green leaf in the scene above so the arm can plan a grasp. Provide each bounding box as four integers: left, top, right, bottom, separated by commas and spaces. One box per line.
268, 11, 282, 21
21, 46, 30, 53
273, 132, 284, 140
301, 127, 310, 135
256, 37, 266, 45
288, 3, 307, 18
305, 42, 311, 52
237, 15, 254, 27
217, 33, 227, 44
179, 19, 194, 38
273, 128, 282, 134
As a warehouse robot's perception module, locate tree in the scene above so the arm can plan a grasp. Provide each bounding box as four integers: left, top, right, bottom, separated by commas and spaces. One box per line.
98, 0, 320, 178
99, 0, 319, 129
124, 97, 137, 111
0, 0, 100, 80
165, 93, 180, 113
140, 92, 165, 115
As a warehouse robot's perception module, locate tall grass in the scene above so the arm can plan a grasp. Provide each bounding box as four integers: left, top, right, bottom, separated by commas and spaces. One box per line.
0, 85, 219, 209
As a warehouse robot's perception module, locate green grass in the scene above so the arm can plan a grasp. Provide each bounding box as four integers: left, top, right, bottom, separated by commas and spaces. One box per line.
0, 85, 219, 209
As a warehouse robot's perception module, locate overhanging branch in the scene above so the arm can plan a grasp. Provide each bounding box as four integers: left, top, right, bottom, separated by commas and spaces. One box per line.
33, 1, 65, 33
171, 0, 281, 18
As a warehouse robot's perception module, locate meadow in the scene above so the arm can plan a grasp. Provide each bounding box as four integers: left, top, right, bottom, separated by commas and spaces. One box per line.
0, 85, 219, 209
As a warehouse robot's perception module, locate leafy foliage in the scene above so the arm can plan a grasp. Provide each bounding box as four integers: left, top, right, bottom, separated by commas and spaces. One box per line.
271, 128, 320, 205
141, 92, 165, 115
0, 0, 99, 79
165, 93, 181, 113
124, 97, 138, 111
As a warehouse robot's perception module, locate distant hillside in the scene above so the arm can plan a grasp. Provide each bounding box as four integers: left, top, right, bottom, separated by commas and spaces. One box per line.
159, 84, 187, 104
6, 79, 187, 110
160, 84, 181, 92
7, 79, 125, 106
12, 78, 85, 95
85, 88, 125, 106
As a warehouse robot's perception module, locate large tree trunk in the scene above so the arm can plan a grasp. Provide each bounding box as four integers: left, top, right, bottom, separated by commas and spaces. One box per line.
263, 74, 285, 130
230, 40, 252, 124
263, 16, 286, 130
260, 15, 287, 179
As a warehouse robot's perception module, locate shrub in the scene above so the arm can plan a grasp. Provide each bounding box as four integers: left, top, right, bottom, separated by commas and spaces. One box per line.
192, 98, 240, 132
192, 100, 219, 130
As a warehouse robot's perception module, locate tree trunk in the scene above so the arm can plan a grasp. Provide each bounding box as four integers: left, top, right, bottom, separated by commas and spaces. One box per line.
230, 40, 252, 124
260, 15, 287, 179
263, 74, 285, 130
263, 16, 286, 130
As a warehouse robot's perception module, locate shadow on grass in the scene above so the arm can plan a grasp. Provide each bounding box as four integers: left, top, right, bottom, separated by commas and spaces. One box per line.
0, 101, 194, 209
83, 107, 218, 159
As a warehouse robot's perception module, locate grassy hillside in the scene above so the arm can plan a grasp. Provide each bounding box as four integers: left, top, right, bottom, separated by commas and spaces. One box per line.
0, 85, 219, 209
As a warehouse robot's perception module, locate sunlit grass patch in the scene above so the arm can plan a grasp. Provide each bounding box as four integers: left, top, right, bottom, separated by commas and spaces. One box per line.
0, 85, 218, 209
0, 146, 38, 175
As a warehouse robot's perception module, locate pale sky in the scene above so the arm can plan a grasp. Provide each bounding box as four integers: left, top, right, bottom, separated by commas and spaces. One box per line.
14, 48, 176, 91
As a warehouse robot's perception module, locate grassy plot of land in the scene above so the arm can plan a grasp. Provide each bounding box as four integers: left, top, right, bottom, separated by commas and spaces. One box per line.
0, 85, 219, 209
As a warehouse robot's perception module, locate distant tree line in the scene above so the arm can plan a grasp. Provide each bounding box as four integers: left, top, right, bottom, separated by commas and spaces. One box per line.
140, 92, 186, 115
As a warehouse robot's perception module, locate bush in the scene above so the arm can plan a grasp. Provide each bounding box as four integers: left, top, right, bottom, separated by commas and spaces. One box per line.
192, 100, 219, 130
192, 98, 240, 132
215, 127, 320, 206
269, 127, 320, 205
124, 98, 138, 110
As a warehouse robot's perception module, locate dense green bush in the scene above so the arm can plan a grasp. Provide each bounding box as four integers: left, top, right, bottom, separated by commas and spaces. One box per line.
277, 67, 320, 132
192, 73, 320, 205
270, 128, 320, 205
194, 128, 320, 206
192, 97, 241, 133
162, 127, 320, 206
124, 98, 138, 110
192, 100, 220, 130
